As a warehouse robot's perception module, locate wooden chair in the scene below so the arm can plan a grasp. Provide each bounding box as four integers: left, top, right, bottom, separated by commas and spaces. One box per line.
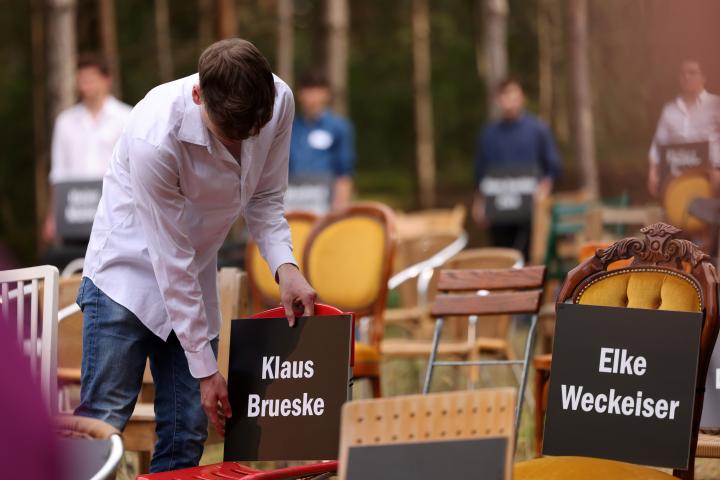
124, 268, 248, 473
0, 265, 59, 411
583, 204, 663, 243
382, 248, 524, 388
338, 388, 516, 480
520, 222, 719, 480
422, 265, 546, 445
303, 202, 396, 398
245, 210, 318, 311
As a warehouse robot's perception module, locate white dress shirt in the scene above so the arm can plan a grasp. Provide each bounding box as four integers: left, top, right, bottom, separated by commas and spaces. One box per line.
83, 73, 296, 378
49, 96, 132, 183
649, 90, 720, 167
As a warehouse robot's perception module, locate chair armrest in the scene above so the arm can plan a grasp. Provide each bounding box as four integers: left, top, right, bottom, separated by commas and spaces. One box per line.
387, 231, 469, 290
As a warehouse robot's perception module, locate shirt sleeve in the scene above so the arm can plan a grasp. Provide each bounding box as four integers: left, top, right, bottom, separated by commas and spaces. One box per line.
649, 106, 670, 165
474, 130, 487, 189
537, 122, 562, 180
334, 119, 356, 177
244, 89, 297, 278
49, 113, 70, 184
128, 138, 217, 379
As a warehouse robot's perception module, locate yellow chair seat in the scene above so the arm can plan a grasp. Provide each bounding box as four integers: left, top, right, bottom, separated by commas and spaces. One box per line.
515, 456, 676, 480
664, 173, 711, 233
354, 342, 380, 364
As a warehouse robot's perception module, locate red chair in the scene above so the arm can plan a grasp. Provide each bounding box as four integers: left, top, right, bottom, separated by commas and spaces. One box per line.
137, 303, 353, 480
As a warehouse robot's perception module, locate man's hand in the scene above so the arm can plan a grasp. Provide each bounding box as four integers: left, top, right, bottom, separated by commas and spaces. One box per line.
277, 263, 316, 326
200, 371, 232, 436
648, 163, 660, 197
534, 177, 553, 202
42, 212, 56, 245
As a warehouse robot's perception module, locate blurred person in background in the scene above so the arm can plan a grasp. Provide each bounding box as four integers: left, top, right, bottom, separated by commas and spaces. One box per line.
472, 78, 562, 259
43, 54, 132, 261
287, 72, 356, 213
647, 60, 720, 197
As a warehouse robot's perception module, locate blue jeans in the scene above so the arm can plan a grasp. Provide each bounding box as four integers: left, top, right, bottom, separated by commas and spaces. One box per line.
74, 277, 217, 472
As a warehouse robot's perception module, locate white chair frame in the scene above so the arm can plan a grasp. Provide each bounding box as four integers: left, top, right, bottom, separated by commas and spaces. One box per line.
0, 265, 59, 412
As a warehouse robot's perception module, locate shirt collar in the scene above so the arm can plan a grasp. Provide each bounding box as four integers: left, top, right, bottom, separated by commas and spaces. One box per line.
676, 89, 708, 112
177, 99, 211, 148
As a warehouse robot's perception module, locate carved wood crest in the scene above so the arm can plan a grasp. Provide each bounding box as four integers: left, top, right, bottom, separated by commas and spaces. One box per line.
595, 222, 709, 269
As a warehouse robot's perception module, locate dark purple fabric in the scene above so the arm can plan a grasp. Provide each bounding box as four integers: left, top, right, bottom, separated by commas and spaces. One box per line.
0, 320, 59, 479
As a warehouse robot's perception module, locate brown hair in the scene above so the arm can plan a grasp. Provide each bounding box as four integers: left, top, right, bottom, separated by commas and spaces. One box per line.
77, 53, 111, 77
198, 38, 276, 141
298, 71, 330, 90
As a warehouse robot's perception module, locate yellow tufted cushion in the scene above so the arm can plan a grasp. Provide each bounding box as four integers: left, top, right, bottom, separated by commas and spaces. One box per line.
306, 217, 386, 310
664, 174, 711, 233
514, 456, 676, 480
250, 219, 315, 302
577, 270, 701, 312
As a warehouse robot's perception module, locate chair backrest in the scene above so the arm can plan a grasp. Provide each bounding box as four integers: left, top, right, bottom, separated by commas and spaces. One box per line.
662, 171, 711, 233
217, 268, 249, 379
246, 211, 319, 310
303, 202, 396, 347
558, 222, 718, 474
394, 204, 466, 241
57, 275, 83, 373
431, 266, 546, 318
0, 265, 59, 411
338, 388, 516, 480
583, 205, 663, 242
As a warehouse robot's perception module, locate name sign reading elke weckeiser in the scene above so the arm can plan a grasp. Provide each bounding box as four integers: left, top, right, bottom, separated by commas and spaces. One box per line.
543, 304, 702, 469
224, 314, 352, 461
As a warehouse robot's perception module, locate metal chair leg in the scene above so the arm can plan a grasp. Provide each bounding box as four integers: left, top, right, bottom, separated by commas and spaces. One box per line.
423, 318, 445, 394
514, 314, 538, 450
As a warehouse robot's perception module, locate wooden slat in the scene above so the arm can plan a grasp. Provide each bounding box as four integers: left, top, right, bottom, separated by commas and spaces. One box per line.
16, 281, 24, 346
431, 290, 542, 317
30, 279, 39, 376
338, 388, 515, 480
1, 282, 8, 322
437, 266, 546, 291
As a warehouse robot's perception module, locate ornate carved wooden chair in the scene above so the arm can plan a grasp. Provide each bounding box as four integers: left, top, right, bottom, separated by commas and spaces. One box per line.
520, 223, 719, 480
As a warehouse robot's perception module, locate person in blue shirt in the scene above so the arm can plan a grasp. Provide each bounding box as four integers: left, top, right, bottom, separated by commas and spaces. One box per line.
473, 78, 562, 259
288, 72, 356, 213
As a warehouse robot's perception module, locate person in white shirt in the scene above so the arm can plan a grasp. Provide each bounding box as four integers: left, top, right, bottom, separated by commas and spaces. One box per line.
74, 39, 316, 472
44, 54, 132, 243
647, 60, 720, 196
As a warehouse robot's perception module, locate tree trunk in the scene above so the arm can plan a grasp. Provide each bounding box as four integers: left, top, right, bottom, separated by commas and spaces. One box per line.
32, 0, 48, 253
277, 0, 294, 86
538, 0, 553, 123
566, 0, 598, 200
326, 0, 349, 115
154, 0, 174, 83
198, 0, 215, 50
97, 0, 121, 97
483, 0, 508, 118
217, 0, 237, 39
412, 0, 436, 208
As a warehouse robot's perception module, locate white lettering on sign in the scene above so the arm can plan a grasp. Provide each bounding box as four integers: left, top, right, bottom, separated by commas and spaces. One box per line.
64, 187, 101, 224
598, 347, 647, 376
247, 393, 325, 418
261, 356, 314, 380
250, 356, 324, 419
666, 148, 701, 176
561, 385, 680, 420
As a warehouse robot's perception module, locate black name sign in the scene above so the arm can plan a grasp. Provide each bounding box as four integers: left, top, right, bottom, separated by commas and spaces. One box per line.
54, 180, 103, 240
480, 166, 538, 225
224, 314, 353, 461
543, 304, 702, 469
345, 438, 507, 480
701, 346, 720, 428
